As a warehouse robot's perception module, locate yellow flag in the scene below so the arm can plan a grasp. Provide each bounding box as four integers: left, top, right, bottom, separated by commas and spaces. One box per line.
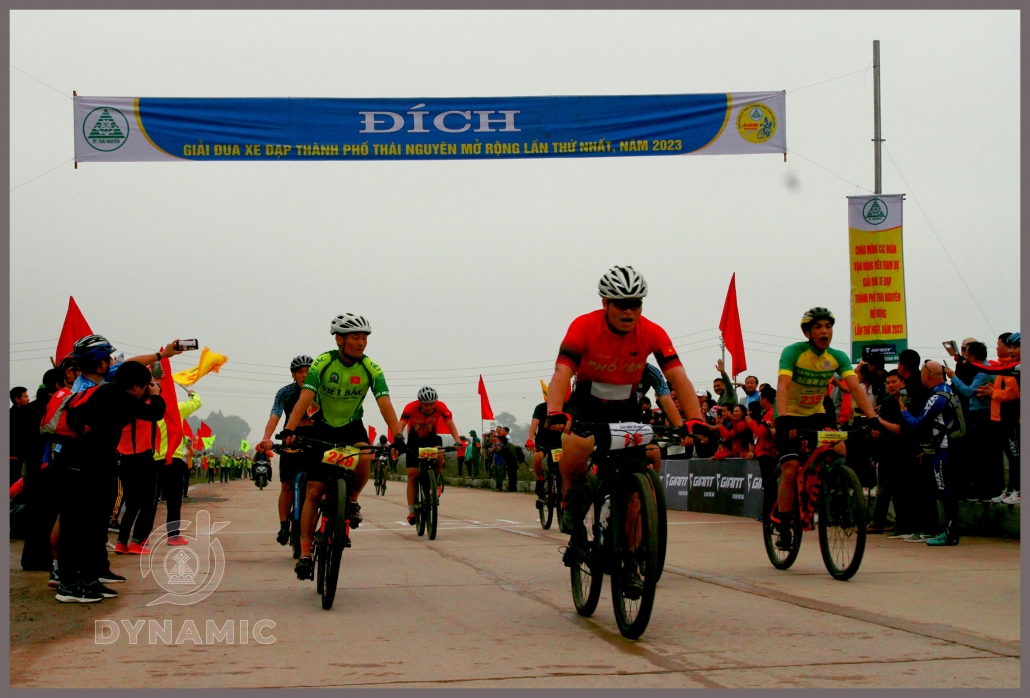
540, 380, 548, 400
172, 347, 228, 386
241, 439, 250, 452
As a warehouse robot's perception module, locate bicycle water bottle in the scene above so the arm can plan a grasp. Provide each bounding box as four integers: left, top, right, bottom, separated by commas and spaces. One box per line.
599, 495, 611, 545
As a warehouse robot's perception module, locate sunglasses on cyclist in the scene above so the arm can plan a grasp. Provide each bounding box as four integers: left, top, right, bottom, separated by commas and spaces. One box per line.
610, 299, 642, 311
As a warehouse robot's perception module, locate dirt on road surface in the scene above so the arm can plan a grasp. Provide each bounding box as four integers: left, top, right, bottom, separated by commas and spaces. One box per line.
10, 477, 1020, 688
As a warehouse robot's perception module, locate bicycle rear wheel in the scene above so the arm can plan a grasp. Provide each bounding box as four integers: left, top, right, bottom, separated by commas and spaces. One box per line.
818, 462, 867, 581
322, 478, 349, 609
427, 470, 439, 540
645, 467, 667, 584
416, 469, 427, 537
610, 472, 659, 639
570, 496, 604, 617
763, 466, 803, 569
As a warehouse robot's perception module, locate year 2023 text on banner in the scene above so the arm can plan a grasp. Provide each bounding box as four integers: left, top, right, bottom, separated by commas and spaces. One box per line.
74, 93, 785, 162
848, 194, 907, 363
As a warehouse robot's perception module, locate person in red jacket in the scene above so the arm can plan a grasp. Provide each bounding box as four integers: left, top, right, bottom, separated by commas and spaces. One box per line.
715, 404, 752, 459
746, 386, 778, 518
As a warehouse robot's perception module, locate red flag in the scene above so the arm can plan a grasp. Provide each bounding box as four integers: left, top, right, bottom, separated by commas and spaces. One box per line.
368, 425, 377, 443
719, 274, 747, 378
182, 420, 194, 438
55, 297, 93, 364
198, 421, 212, 438
477, 375, 494, 420
158, 357, 183, 464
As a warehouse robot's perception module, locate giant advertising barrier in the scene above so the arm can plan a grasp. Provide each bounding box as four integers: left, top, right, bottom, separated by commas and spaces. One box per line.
74, 92, 785, 162
660, 458, 765, 519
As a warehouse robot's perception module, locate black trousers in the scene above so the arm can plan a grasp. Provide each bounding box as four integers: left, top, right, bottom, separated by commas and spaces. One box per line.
207, 467, 215, 482
159, 458, 188, 537
20, 458, 60, 571
506, 460, 519, 492
57, 458, 117, 586
872, 457, 900, 529
118, 453, 160, 545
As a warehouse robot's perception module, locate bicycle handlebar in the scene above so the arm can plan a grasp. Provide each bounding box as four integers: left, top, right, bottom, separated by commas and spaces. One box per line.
272, 433, 394, 456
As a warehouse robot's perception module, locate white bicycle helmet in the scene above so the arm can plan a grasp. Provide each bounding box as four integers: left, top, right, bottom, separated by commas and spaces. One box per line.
330, 313, 372, 336
290, 355, 314, 372
417, 386, 438, 404
598, 266, 648, 300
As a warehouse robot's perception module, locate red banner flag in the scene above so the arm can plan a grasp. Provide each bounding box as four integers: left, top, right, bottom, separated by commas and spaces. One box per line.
477, 375, 494, 421
719, 273, 747, 378
368, 425, 377, 444
158, 357, 183, 464
198, 421, 212, 438
182, 420, 194, 438
55, 296, 93, 364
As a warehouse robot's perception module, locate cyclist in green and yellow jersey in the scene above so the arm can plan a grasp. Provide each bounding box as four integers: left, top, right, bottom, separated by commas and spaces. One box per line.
279, 313, 405, 581
773, 307, 877, 550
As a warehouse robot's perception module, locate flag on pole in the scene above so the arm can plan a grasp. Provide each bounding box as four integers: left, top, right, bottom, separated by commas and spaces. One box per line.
241, 439, 250, 452
368, 425, 377, 443
719, 273, 747, 378
202, 435, 216, 450
540, 380, 548, 400
55, 296, 93, 364
477, 375, 494, 420
172, 347, 228, 386
182, 419, 194, 439
158, 358, 183, 464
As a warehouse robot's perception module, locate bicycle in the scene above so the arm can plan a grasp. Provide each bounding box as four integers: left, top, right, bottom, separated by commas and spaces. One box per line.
274, 434, 390, 610
538, 448, 563, 530
410, 445, 457, 541
563, 422, 687, 640
373, 454, 389, 496
763, 424, 870, 581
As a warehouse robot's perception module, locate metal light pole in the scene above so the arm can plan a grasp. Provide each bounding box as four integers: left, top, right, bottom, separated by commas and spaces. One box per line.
873, 40, 882, 195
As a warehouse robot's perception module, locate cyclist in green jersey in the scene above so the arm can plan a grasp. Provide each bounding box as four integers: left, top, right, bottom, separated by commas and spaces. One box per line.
773, 307, 877, 550
279, 314, 405, 581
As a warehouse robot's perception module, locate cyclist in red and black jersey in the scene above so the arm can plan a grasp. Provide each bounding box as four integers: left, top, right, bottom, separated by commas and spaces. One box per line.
545, 266, 705, 534
398, 387, 462, 525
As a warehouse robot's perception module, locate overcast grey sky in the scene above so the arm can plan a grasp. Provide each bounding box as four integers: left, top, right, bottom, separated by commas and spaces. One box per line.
9, 10, 1020, 442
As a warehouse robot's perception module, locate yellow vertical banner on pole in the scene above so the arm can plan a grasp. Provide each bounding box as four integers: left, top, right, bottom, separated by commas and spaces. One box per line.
847, 194, 907, 363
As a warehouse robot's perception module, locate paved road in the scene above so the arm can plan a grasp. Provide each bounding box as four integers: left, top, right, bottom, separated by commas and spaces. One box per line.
10, 477, 1020, 688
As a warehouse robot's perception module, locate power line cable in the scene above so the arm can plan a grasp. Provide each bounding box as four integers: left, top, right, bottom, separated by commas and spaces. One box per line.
10, 64, 72, 100
786, 148, 873, 193
787, 63, 873, 94
10, 157, 76, 193
883, 145, 996, 336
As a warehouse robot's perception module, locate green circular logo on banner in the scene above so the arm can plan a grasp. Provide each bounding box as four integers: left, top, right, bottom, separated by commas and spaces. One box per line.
82, 107, 130, 151
862, 198, 888, 225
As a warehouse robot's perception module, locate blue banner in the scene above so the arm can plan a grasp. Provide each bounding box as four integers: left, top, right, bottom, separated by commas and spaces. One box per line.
74, 92, 785, 162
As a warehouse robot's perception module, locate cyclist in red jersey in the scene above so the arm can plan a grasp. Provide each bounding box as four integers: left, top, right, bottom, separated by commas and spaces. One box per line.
545, 266, 706, 536
398, 387, 462, 524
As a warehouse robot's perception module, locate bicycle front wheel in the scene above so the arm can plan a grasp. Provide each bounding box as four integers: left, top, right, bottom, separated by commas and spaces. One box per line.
570, 496, 604, 617
645, 467, 667, 584
322, 478, 349, 609
427, 470, 439, 540
763, 466, 803, 570
610, 472, 660, 639
416, 470, 427, 537
818, 462, 867, 581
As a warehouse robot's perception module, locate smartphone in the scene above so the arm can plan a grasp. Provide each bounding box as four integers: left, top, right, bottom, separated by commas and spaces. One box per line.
175, 339, 199, 351
943, 340, 959, 356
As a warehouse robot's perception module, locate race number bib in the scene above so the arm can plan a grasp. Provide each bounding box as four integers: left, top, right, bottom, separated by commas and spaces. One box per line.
418, 447, 440, 459
322, 446, 361, 468
816, 431, 848, 445
607, 423, 655, 450
550, 448, 563, 462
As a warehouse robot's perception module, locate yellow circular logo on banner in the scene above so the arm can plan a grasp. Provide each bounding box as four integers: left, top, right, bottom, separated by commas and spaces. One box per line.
736, 103, 777, 144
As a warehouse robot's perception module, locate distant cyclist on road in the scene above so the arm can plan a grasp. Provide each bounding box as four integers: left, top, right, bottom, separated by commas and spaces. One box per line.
773, 307, 876, 551
398, 387, 461, 525
277, 314, 405, 581
257, 354, 315, 547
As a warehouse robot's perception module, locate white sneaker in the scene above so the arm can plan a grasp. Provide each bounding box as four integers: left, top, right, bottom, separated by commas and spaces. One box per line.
1001, 490, 1020, 505
989, 491, 1010, 504
105, 541, 116, 551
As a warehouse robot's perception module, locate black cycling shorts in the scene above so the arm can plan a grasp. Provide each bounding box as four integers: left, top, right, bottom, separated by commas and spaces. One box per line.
303, 420, 369, 484
278, 450, 305, 484
405, 435, 442, 470
776, 413, 835, 465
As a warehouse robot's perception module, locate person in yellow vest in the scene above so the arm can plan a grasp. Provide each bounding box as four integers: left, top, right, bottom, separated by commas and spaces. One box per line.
152, 386, 202, 546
